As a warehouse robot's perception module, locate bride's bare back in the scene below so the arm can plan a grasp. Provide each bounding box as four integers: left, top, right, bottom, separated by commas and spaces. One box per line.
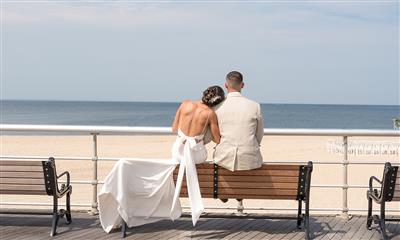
172, 100, 221, 143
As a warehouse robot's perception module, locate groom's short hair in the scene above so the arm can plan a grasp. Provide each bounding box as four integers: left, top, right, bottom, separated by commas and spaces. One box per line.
226, 71, 243, 89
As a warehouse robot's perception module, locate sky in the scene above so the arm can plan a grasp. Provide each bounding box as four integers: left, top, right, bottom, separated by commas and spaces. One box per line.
1, 0, 399, 105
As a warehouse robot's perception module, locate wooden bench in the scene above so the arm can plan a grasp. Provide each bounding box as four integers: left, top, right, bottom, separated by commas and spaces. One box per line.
0, 157, 72, 236
121, 161, 313, 239
366, 162, 400, 240
176, 161, 313, 239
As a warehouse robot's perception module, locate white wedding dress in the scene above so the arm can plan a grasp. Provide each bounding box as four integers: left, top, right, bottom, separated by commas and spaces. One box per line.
170, 128, 207, 225
98, 115, 209, 233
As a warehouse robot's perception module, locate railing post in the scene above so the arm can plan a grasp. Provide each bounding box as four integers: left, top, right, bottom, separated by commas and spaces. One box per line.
341, 136, 349, 219
90, 133, 99, 215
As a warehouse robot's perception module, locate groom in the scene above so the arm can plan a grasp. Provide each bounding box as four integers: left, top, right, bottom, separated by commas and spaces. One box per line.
213, 71, 264, 171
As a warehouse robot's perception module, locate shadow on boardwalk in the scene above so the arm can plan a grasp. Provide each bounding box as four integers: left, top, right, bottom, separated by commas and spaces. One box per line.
0, 212, 399, 239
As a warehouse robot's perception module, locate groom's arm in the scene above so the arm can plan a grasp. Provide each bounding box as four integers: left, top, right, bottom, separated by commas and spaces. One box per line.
204, 111, 220, 145
203, 128, 212, 144
256, 104, 264, 145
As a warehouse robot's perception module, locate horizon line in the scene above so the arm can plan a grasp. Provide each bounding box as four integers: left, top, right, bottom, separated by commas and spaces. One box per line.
1, 98, 399, 107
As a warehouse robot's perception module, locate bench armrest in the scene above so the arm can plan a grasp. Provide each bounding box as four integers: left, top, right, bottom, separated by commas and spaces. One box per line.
56, 171, 71, 197
57, 171, 70, 186
369, 176, 382, 199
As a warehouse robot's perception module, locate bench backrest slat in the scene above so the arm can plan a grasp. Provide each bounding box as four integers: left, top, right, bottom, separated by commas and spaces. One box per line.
1, 171, 44, 178
393, 170, 400, 201
0, 184, 46, 192
1, 177, 44, 185
197, 169, 299, 177
0, 165, 44, 172
179, 188, 298, 196
181, 181, 298, 189
195, 175, 299, 183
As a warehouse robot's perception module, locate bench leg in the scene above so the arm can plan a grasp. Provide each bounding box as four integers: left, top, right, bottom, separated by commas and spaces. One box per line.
66, 192, 72, 224
304, 199, 311, 240
50, 197, 59, 237
121, 219, 127, 238
379, 202, 389, 240
237, 199, 244, 215
297, 200, 302, 229
366, 196, 373, 230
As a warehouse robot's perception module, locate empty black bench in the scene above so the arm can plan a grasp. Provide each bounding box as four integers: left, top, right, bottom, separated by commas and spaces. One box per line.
366, 162, 399, 240
0, 157, 72, 236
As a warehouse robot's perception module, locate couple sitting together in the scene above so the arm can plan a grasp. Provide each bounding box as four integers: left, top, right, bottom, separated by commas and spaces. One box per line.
172, 70, 264, 171
98, 71, 264, 233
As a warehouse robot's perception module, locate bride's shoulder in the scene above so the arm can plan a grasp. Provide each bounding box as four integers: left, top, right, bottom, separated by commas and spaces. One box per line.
180, 99, 192, 104
179, 100, 194, 108
179, 100, 201, 114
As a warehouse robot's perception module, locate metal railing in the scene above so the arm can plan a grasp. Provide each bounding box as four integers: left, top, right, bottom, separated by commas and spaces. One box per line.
1, 124, 399, 218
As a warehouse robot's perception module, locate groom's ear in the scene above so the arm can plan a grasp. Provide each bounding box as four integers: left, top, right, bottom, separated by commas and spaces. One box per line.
224, 82, 228, 89
242, 82, 245, 89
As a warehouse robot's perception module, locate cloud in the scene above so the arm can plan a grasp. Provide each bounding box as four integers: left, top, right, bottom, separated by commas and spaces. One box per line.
305, 2, 398, 23
4, 1, 398, 49
2, 1, 398, 104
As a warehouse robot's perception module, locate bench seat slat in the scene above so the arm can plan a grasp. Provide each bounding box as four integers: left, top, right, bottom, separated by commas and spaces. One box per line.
0, 172, 44, 178
0, 184, 45, 191
0, 178, 45, 185
0, 165, 43, 172
0, 161, 43, 166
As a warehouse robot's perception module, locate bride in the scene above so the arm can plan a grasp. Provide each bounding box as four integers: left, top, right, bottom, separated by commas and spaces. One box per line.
98, 85, 225, 233
172, 85, 224, 160
170, 85, 225, 226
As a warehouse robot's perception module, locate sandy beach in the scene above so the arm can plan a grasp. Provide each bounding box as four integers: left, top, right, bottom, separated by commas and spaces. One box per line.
1, 135, 399, 215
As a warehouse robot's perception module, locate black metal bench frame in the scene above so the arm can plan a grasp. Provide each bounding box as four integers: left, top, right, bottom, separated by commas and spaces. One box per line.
0, 157, 72, 237
366, 162, 399, 240
43, 157, 73, 236
121, 161, 313, 239
295, 162, 313, 239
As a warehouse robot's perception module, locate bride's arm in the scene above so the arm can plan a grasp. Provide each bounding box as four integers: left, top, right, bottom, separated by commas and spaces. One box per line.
209, 111, 221, 144
172, 103, 183, 133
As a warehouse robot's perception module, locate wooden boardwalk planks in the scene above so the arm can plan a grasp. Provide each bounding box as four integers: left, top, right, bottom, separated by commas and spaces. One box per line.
0, 212, 399, 239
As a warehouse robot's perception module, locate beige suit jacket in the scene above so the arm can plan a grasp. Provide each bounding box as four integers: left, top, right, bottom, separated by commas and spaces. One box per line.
212, 92, 264, 171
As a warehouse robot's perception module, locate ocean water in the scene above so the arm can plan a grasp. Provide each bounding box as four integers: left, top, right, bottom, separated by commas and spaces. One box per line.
1, 100, 399, 130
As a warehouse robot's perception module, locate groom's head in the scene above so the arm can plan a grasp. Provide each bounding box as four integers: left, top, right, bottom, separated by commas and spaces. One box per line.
225, 71, 244, 92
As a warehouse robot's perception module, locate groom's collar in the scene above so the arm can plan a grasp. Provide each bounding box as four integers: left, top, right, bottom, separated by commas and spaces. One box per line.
227, 92, 242, 97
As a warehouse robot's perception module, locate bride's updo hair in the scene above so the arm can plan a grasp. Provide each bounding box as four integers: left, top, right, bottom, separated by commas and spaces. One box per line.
202, 86, 225, 107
